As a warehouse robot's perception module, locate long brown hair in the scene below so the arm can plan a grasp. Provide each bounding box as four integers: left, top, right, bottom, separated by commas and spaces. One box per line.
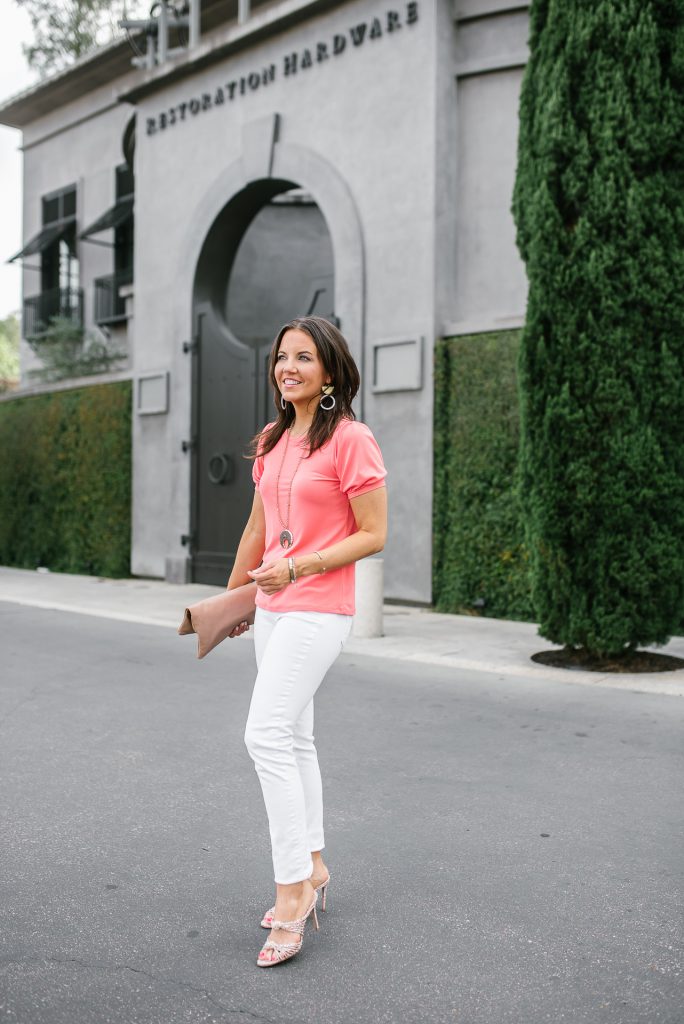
249, 316, 360, 458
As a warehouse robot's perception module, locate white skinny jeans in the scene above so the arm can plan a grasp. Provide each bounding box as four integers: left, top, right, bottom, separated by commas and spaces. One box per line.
244, 607, 353, 884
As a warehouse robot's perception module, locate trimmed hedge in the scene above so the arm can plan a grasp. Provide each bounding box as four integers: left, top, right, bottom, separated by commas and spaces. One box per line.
433, 330, 534, 620
0, 381, 132, 578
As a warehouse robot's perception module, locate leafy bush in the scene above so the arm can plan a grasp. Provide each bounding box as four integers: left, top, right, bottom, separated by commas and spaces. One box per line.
433, 330, 534, 620
27, 316, 125, 383
512, 0, 684, 655
0, 380, 132, 577
0, 313, 20, 392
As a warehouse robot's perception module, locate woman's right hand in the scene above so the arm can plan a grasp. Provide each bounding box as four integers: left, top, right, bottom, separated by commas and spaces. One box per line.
228, 620, 250, 639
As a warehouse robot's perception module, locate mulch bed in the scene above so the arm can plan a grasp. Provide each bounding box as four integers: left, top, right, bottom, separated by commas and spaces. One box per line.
531, 648, 684, 674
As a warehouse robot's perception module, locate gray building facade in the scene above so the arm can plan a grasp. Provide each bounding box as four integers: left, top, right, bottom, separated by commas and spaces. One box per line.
0, 0, 529, 602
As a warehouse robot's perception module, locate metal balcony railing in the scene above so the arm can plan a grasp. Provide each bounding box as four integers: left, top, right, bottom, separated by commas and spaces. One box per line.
94, 268, 133, 326
24, 287, 83, 338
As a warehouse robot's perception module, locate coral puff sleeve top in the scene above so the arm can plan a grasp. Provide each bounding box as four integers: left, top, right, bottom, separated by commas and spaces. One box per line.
252, 417, 387, 615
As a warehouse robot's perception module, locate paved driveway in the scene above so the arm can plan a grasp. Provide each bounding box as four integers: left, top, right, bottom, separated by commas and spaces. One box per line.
1, 603, 682, 1023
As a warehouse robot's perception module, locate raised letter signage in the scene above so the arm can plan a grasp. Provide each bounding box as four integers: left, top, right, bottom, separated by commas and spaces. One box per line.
145, 2, 420, 135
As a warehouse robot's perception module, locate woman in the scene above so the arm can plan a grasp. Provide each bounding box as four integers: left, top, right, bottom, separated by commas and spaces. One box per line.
227, 316, 387, 967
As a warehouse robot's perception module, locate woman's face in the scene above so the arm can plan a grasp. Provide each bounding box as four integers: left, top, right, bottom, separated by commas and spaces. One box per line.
275, 329, 330, 409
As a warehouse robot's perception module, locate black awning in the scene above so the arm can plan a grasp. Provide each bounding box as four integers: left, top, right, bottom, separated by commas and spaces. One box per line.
8, 220, 73, 263
80, 196, 134, 239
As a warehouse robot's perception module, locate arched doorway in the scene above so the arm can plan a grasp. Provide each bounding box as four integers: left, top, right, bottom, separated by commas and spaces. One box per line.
190, 179, 335, 584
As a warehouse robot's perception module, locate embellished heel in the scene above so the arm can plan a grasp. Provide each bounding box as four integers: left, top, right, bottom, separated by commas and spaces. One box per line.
256, 891, 318, 967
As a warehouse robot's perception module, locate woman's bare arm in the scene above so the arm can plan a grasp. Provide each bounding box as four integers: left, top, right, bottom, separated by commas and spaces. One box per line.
227, 490, 266, 590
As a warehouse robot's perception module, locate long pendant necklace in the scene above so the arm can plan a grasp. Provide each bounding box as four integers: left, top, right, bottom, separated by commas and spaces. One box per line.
275, 430, 306, 549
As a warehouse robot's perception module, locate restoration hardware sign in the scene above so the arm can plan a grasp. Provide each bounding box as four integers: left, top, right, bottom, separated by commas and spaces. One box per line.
146, 1, 419, 135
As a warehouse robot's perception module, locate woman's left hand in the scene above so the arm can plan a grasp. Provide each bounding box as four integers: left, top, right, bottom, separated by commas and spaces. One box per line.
247, 558, 291, 594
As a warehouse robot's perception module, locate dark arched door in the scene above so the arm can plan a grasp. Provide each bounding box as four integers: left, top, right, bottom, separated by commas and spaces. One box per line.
190, 183, 335, 584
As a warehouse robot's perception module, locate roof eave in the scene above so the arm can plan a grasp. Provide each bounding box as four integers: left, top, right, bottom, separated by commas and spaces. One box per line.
0, 36, 140, 129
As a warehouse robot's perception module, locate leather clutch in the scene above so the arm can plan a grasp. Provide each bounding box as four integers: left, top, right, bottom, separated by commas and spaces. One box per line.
178, 581, 258, 659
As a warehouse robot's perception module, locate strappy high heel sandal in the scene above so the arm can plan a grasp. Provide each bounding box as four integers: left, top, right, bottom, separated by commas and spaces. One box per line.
256, 891, 319, 967
260, 874, 330, 929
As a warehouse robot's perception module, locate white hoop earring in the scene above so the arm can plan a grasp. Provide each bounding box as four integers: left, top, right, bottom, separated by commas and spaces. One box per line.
280, 395, 286, 410
321, 385, 335, 409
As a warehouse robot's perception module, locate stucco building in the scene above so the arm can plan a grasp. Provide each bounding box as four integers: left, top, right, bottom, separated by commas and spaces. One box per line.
0, 0, 529, 601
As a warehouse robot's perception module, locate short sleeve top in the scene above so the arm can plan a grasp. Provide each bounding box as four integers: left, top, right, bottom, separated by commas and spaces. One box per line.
252, 417, 387, 614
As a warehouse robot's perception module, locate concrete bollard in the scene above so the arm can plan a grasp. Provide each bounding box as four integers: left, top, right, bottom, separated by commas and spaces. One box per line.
352, 557, 384, 638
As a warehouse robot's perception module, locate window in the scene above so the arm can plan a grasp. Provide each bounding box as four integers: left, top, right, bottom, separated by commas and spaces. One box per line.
40, 184, 79, 307
84, 165, 135, 326
19, 183, 82, 336
114, 164, 134, 276
116, 164, 134, 200
42, 185, 76, 226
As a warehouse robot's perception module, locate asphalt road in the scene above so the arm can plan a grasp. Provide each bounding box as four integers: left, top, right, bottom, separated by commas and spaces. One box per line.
0, 603, 682, 1024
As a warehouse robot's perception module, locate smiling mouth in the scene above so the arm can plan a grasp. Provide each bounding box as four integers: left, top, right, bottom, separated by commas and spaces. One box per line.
283, 379, 302, 386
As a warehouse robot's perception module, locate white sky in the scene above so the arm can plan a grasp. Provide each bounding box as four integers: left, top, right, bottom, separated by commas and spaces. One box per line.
0, 0, 35, 319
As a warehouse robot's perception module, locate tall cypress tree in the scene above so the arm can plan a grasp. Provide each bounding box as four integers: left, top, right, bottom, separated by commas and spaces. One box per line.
512, 0, 684, 657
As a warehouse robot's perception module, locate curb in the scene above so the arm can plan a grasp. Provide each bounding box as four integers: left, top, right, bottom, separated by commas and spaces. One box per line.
2, 591, 683, 697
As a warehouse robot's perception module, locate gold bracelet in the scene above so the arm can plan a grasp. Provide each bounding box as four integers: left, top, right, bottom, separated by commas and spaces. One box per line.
313, 550, 327, 574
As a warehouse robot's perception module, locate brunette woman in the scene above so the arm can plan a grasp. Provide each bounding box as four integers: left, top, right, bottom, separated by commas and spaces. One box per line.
227, 316, 387, 967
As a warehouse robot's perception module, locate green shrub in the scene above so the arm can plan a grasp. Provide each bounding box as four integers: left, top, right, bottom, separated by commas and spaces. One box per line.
512, 0, 684, 655
433, 330, 534, 620
0, 313, 20, 392
27, 316, 125, 384
0, 381, 132, 577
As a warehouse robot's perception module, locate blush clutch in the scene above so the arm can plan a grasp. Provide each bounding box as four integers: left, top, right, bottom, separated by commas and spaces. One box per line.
178, 581, 258, 659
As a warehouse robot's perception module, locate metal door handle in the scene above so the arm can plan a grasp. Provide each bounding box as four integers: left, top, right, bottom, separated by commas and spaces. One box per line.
207, 453, 234, 485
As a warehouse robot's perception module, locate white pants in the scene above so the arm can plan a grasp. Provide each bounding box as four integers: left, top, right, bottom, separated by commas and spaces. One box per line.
244, 607, 353, 884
